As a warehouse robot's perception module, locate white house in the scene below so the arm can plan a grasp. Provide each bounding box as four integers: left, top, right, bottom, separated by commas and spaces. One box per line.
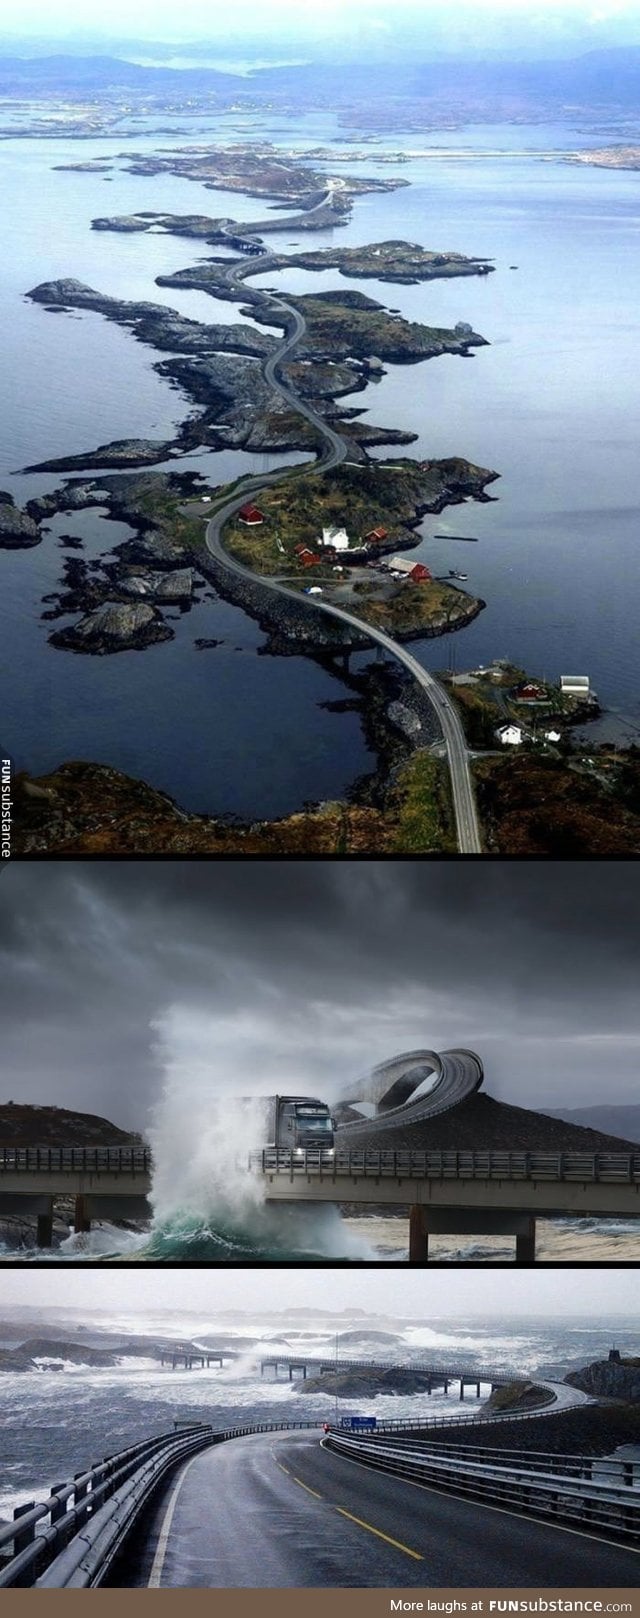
320, 526, 350, 551
545, 729, 562, 743
495, 723, 524, 747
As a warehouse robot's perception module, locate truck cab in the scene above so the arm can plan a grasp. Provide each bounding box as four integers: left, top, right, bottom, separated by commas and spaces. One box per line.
276, 1096, 334, 1152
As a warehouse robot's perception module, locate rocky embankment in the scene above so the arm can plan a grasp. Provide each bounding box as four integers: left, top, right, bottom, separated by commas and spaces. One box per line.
412, 1405, 640, 1455
566, 1356, 640, 1402
485, 1381, 554, 1413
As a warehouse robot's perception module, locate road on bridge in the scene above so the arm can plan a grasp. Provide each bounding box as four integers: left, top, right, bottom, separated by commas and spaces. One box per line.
202, 227, 482, 853
120, 1429, 639, 1589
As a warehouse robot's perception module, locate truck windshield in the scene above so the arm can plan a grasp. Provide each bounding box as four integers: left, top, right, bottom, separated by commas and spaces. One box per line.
295, 1111, 332, 1129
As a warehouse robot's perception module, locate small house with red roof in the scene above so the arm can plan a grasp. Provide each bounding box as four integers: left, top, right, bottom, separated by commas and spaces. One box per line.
409, 563, 432, 583
364, 526, 389, 545
238, 504, 265, 526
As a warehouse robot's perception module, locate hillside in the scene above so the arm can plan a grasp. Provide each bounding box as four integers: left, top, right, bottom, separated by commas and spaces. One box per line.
0, 1103, 139, 1147
336, 1092, 638, 1153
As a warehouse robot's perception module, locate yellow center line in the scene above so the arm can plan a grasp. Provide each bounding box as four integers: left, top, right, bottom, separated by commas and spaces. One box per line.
293, 1475, 324, 1499
275, 1459, 290, 1475
335, 1507, 424, 1561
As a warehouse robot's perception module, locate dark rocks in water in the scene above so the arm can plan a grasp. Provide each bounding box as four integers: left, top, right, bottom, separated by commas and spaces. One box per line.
23, 438, 176, 474
294, 1366, 437, 1396
117, 567, 196, 603
195, 637, 224, 650
116, 531, 187, 566
50, 601, 174, 654
0, 492, 41, 547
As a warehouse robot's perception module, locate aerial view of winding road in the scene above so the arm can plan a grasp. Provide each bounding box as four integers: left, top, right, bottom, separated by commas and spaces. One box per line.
124, 1428, 639, 1588
203, 194, 482, 854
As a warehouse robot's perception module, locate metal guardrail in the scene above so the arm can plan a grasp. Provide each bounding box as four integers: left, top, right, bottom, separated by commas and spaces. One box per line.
250, 1148, 640, 1183
350, 1431, 639, 1485
4, 1146, 639, 1186
0, 1422, 320, 1588
324, 1431, 640, 1545
0, 1146, 150, 1174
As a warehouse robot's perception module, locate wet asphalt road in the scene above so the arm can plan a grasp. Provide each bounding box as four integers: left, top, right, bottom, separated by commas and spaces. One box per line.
123, 1429, 640, 1589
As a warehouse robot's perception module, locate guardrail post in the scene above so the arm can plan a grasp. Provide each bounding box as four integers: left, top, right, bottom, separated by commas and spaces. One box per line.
12, 1504, 36, 1554
49, 1486, 67, 1525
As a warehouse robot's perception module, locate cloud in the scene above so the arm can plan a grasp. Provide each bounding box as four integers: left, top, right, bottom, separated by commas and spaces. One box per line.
0, 861, 638, 1129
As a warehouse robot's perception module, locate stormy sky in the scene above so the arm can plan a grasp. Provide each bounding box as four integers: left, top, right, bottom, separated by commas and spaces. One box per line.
1, 861, 638, 1133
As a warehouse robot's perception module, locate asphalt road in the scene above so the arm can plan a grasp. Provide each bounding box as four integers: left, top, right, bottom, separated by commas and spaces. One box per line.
125, 1429, 638, 1589
202, 218, 483, 853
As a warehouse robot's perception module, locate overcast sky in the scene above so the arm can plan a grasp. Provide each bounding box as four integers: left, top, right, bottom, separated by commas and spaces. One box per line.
0, 1267, 637, 1319
0, 0, 638, 55
1, 861, 638, 1134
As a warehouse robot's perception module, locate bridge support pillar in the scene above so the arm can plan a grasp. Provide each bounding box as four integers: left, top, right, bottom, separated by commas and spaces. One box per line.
409, 1205, 429, 1260
36, 1203, 54, 1248
408, 1206, 538, 1263
459, 1380, 465, 1401
515, 1218, 536, 1265
74, 1195, 91, 1234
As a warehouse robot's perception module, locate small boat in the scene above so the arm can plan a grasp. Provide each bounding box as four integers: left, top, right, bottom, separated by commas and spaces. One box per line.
449, 569, 468, 580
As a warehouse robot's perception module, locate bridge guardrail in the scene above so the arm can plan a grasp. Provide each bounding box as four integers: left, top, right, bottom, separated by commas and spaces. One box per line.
0, 1422, 320, 1588
324, 1431, 640, 1545
3, 1147, 639, 1186
0, 1146, 151, 1174
250, 1148, 640, 1183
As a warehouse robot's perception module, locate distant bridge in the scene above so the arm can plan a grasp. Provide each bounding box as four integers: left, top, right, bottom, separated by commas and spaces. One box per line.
259, 1356, 511, 1397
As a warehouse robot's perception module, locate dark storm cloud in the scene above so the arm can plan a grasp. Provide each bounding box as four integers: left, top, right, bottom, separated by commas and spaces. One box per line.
1, 862, 638, 1128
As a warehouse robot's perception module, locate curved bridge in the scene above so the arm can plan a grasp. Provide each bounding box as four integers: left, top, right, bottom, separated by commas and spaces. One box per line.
337, 1046, 484, 1136
2, 1391, 638, 1589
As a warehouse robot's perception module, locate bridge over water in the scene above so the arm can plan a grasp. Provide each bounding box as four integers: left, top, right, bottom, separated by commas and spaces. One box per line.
1, 1048, 638, 1259
0, 1141, 638, 1258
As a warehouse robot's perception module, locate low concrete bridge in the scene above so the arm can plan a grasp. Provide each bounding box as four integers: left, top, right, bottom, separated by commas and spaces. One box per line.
259, 1356, 510, 1398
158, 1344, 232, 1371
0, 1146, 151, 1247
1, 1143, 639, 1258
250, 1147, 640, 1260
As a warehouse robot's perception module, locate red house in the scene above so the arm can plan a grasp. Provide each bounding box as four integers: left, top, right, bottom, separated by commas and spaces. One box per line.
364, 526, 389, 544
238, 504, 265, 526
410, 563, 432, 583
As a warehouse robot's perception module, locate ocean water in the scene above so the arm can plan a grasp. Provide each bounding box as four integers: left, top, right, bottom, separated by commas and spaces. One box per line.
2, 1209, 638, 1265
3, 115, 640, 813
1, 1309, 638, 1522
